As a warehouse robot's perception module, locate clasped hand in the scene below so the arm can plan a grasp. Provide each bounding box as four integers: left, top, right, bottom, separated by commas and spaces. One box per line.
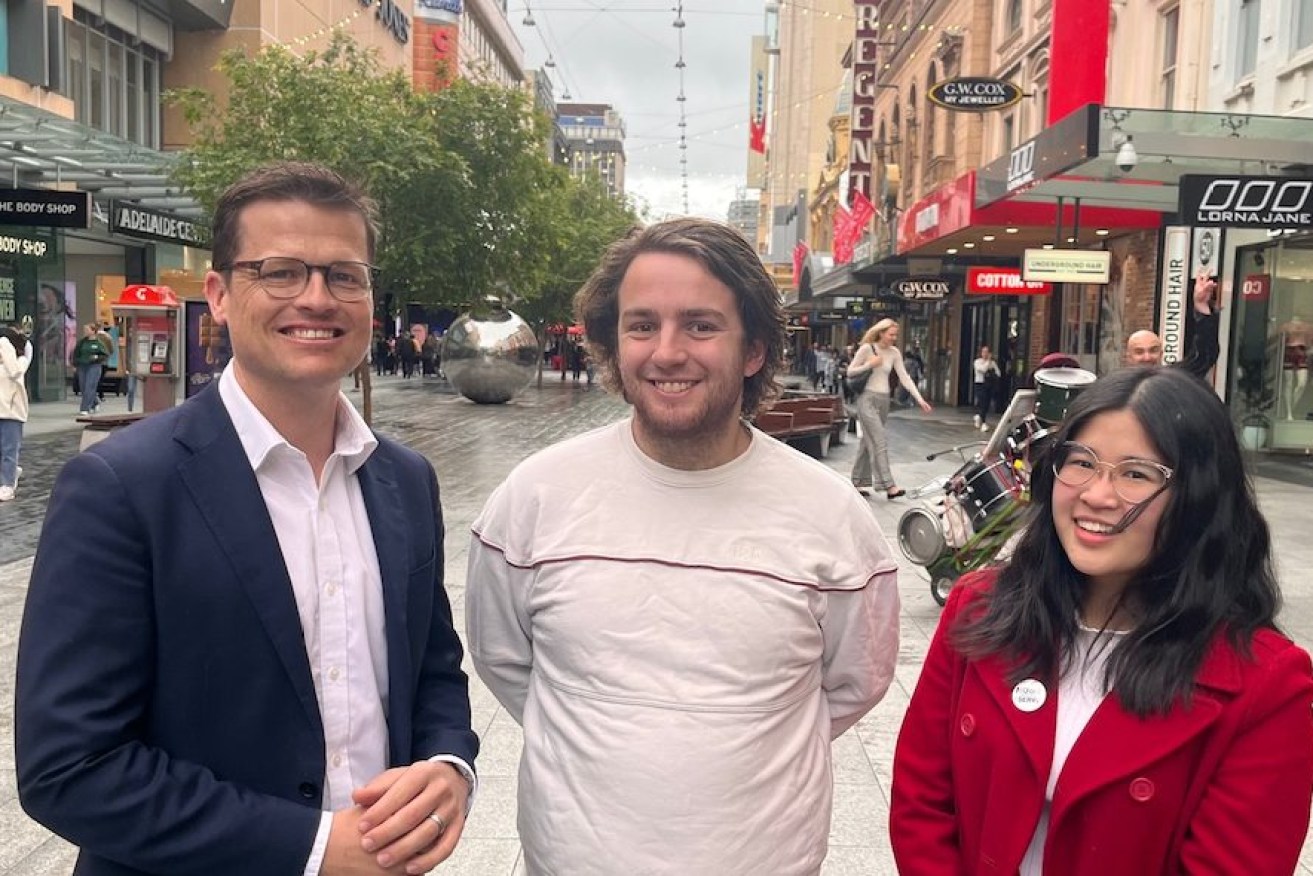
325, 760, 469, 875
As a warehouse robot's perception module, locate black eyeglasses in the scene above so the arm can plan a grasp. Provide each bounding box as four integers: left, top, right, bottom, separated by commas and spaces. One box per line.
1052, 442, 1174, 505
219, 257, 374, 302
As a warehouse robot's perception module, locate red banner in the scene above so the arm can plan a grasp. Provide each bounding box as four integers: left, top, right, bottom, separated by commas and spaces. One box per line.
833, 207, 855, 264
792, 240, 809, 286
749, 117, 766, 154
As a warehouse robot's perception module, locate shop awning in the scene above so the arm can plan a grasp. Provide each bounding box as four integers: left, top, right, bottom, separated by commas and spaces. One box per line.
976, 103, 1313, 214
0, 97, 203, 219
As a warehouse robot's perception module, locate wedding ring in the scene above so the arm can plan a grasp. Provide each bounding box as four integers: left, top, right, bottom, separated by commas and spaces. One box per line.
428, 812, 447, 834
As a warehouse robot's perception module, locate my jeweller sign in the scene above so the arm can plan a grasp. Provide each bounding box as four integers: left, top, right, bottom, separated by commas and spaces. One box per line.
928, 77, 1023, 112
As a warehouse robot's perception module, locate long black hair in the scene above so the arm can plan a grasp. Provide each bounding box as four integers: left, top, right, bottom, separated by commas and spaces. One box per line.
954, 367, 1280, 716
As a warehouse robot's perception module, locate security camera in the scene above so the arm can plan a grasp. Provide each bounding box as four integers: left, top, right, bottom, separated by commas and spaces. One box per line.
1115, 136, 1138, 173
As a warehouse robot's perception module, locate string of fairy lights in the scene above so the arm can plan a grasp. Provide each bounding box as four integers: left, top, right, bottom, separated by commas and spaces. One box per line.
276, 1, 966, 216
674, 2, 690, 214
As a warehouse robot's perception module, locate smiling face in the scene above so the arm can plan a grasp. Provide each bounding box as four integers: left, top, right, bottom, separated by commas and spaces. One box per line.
1053, 408, 1171, 610
203, 199, 372, 413
1125, 330, 1163, 366
616, 252, 765, 469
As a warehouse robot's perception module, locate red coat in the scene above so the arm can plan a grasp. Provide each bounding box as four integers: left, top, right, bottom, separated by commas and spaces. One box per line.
891, 573, 1313, 875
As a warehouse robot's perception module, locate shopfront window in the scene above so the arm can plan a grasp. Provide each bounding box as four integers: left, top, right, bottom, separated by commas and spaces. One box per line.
1231, 238, 1313, 451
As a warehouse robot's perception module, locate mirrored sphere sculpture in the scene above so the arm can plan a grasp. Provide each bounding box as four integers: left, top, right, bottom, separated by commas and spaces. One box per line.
441, 307, 538, 404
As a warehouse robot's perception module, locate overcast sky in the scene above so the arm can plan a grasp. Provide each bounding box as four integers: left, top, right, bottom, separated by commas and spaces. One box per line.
510, 1, 766, 220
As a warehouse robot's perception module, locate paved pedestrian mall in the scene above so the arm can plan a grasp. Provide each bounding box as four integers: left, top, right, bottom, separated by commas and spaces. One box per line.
3, 374, 1313, 874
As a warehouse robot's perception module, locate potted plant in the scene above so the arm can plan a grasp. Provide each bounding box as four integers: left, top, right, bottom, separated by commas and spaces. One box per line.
1236, 355, 1277, 450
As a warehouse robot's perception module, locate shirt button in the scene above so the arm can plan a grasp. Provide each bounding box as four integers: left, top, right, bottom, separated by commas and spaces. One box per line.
325, 583, 338, 597
332, 753, 344, 768
1129, 777, 1155, 802
328, 666, 341, 682
959, 713, 976, 737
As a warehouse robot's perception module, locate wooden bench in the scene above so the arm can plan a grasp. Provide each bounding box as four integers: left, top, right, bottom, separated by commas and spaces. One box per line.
76, 412, 146, 451
753, 392, 849, 458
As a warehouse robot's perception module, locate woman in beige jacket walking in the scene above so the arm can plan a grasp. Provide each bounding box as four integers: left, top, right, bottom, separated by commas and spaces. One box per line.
847, 318, 932, 499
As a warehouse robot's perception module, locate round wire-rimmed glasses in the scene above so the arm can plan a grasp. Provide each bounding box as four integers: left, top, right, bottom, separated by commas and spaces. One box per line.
1052, 441, 1174, 505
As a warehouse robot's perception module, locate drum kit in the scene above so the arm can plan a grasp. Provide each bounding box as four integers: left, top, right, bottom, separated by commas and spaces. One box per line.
897, 366, 1097, 605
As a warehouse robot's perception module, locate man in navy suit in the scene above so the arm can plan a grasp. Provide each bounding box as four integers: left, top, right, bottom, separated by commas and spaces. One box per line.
15, 162, 477, 876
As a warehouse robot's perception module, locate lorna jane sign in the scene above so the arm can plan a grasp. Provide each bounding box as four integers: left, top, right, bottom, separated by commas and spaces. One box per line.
1178, 175, 1313, 229
967, 267, 1052, 295
928, 78, 1023, 112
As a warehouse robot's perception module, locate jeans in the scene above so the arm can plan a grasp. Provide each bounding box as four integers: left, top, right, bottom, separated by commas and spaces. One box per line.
126, 375, 138, 412
850, 391, 895, 490
0, 418, 21, 487
77, 363, 103, 413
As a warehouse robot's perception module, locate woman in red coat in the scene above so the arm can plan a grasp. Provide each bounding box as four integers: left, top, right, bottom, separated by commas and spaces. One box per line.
891, 366, 1313, 875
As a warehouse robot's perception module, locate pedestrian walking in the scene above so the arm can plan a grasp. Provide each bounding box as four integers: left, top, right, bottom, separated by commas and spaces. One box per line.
0, 325, 31, 502
847, 318, 933, 499
972, 344, 1001, 431
72, 322, 110, 416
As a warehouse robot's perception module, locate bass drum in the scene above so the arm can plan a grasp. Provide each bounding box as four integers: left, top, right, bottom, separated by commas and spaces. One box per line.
898, 507, 948, 566
1033, 367, 1097, 425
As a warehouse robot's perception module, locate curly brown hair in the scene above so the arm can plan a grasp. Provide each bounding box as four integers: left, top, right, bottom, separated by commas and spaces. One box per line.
572, 218, 786, 418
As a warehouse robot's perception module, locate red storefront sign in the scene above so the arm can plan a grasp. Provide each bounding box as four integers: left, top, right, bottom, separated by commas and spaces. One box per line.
967, 267, 1052, 295
1241, 274, 1271, 302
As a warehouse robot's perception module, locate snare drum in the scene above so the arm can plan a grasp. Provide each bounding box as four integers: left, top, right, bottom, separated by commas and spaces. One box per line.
1033, 367, 1097, 425
1006, 415, 1052, 456
898, 507, 948, 566
953, 456, 1022, 530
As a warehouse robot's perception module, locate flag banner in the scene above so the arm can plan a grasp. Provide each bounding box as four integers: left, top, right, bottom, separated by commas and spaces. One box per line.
749, 117, 767, 154
792, 240, 809, 286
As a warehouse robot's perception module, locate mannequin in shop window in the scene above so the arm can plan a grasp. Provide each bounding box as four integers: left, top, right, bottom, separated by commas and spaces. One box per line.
1280, 315, 1312, 420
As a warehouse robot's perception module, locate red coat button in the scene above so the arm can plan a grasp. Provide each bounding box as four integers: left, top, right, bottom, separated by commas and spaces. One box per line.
1129, 777, 1155, 802
960, 713, 976, 737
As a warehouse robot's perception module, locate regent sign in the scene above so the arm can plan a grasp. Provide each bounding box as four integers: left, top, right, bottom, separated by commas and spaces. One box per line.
1178, 175, 1313, 229
928, 78, 1023, 112
847, 2, 880, 203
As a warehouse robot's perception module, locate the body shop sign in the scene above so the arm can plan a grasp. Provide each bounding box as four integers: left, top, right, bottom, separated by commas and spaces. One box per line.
847, 2, 880, 204
928, 77, 1023, 112
967, 267, 1052, 295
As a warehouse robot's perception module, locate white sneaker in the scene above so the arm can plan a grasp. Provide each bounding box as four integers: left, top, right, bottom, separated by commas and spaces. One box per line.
78, 410, 91, 416
13, 466, 20, 488
972, 414, 981, 428
980, 422, 990, 433
0, 485, 14, 502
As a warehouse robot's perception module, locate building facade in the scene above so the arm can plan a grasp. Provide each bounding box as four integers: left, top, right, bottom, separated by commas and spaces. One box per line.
557, 102, 626, 199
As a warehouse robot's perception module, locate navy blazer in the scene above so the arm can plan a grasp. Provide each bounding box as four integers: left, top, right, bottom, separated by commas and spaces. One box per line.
15, 384, 478, 876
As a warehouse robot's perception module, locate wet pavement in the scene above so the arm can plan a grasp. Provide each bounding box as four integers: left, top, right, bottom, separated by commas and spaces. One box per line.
3, 372, 1313, 874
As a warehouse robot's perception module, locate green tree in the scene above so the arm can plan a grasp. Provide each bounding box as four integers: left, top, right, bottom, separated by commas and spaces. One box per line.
516, 173, 639, 384
168, 33, 564, 309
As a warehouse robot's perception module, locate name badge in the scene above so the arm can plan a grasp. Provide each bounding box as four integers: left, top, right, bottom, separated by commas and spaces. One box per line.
1011, 679, 1047, 713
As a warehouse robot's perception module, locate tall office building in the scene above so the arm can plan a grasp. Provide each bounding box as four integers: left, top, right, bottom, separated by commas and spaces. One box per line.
558, 102, 627, 199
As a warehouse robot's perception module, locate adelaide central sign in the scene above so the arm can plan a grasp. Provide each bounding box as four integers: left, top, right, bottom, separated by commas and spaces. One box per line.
928, 77, 1024, 112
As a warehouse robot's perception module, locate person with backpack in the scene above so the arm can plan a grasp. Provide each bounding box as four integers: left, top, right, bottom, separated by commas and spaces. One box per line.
73, 322, 111, 416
